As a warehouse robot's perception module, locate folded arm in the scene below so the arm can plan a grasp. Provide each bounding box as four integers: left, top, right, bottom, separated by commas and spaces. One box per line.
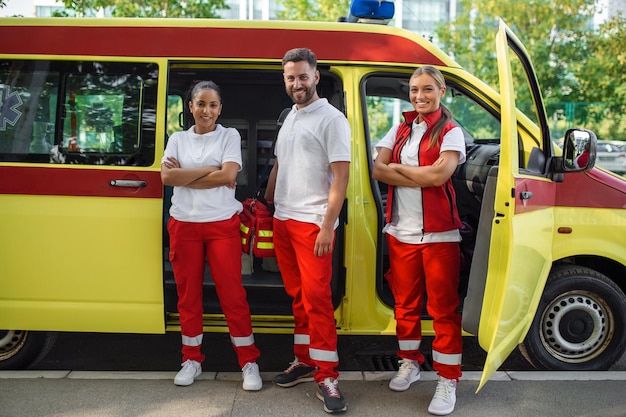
161, 156, 238, 189
373, 148, 459, 187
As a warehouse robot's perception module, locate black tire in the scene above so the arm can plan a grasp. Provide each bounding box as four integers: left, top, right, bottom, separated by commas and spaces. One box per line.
520, 265, 626, 370
0, 330, 58, 370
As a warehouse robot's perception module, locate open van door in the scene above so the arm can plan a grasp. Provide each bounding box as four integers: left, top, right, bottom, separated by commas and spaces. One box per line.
470, 20, 557, 391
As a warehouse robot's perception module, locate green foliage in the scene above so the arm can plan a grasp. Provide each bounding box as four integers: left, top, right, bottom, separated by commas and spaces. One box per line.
436, 0, 626, 140
574, 17, 626, 140
437, 0, 595, 99
167, 95, 184, 138
276, 0, 350, 22
61, 0, 229, 18
366, 96, 395, 143
52, 9, 72, 17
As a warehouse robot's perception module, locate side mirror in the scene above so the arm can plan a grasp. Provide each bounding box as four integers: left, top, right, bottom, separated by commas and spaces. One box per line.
561, 128, 597, 172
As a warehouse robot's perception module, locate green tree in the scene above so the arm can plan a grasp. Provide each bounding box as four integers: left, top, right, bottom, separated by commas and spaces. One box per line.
435, 0, 626, 137
574, 16, 626, 139
437, 0, 596, 101
276, 0, 350, 22
366, 96, 394, 143
61, 0, 228, 18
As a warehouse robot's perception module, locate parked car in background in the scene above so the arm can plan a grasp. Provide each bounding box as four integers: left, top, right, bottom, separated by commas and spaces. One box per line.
610, 141, 626, 152
595, 141, 626, 174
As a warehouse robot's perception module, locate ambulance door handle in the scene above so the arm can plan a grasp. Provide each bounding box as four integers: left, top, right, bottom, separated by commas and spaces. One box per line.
109, 179, 147, 188
520, 191, 533, 200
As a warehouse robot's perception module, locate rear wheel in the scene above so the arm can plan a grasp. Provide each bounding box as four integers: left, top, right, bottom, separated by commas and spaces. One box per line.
520, 265, 626, 370
0, 330, 57, 370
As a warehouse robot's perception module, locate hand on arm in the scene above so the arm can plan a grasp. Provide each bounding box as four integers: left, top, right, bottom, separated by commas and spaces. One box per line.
315, 161, 349, 257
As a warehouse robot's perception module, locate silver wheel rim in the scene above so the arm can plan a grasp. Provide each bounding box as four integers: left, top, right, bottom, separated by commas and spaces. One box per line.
539, 290, 613, 363
0, 330, 27, 361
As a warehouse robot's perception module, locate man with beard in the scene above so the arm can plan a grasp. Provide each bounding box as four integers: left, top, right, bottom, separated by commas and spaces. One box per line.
264, 47, 351, 414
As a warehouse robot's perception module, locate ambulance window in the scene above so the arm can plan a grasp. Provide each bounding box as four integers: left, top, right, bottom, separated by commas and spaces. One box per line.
61, 71, 149, 162
0, 60, 157, 166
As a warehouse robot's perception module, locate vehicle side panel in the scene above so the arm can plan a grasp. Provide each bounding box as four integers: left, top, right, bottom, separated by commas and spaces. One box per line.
0, 191, 164, 332
2, 21, 449, 67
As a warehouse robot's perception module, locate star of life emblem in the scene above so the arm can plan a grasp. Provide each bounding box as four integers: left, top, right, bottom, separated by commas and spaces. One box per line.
0, 86, 24, 131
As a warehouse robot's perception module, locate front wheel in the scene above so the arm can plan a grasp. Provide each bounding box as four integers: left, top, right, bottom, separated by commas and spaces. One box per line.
520, 265, 626, 370
0, 330, 57, 370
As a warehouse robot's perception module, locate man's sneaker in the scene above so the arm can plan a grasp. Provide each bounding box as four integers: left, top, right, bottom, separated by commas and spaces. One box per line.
388, 358, 420, 391
174, 359, 201, 386
272, 358, 316, 387
242, 362, 262, 391
428, 376, 457, 415
316, 377, 347, 414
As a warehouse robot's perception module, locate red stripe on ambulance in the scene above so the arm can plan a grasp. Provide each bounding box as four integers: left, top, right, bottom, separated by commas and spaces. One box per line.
0, 166, 162, 198
2, 25, 446, 66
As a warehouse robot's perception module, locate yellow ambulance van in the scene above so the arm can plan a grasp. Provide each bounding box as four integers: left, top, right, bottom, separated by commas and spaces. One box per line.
1, 3, 625, 388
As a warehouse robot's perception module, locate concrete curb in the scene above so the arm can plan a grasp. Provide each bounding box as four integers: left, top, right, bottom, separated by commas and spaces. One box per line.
2, 370, 625, 381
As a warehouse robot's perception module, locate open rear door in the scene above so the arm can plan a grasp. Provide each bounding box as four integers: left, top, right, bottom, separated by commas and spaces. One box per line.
473, 19, 557, 391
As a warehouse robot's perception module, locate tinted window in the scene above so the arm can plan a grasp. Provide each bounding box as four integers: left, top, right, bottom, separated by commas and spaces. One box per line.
0, 60, 158, 165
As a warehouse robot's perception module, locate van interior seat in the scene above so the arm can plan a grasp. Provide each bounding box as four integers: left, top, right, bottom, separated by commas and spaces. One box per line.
452, 142, 500, 226
525, 146, 546, 174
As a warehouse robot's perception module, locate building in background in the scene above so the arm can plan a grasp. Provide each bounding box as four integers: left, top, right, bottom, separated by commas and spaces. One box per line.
1, 0, 62, 17
608, 0, 626, 17
220, 0, 278, 20
1, 0, 623, 40
34, 0, 65, 17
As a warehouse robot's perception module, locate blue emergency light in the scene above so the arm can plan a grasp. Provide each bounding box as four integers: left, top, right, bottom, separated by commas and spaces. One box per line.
346, 0, 395, 24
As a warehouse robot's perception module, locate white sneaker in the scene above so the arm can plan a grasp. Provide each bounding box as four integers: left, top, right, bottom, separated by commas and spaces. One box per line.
174, 359, 202, 386
242, 362, 262, 391
428, 376, 457, 415
388, 358, 420, 391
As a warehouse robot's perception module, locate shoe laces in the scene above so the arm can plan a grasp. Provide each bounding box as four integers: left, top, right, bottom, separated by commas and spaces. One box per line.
284, 358, 307, 373
181, 359, 197, 371
243, 362, 258, 376
396, 358, 417, 379
433, 377, 455, 401
320, 378, 340, 398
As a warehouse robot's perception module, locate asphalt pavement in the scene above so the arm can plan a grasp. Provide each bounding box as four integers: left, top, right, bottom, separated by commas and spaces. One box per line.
2, 369, 626, 417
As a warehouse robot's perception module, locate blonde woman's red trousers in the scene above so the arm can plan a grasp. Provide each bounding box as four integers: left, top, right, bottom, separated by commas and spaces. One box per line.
386, 234, 463, 380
